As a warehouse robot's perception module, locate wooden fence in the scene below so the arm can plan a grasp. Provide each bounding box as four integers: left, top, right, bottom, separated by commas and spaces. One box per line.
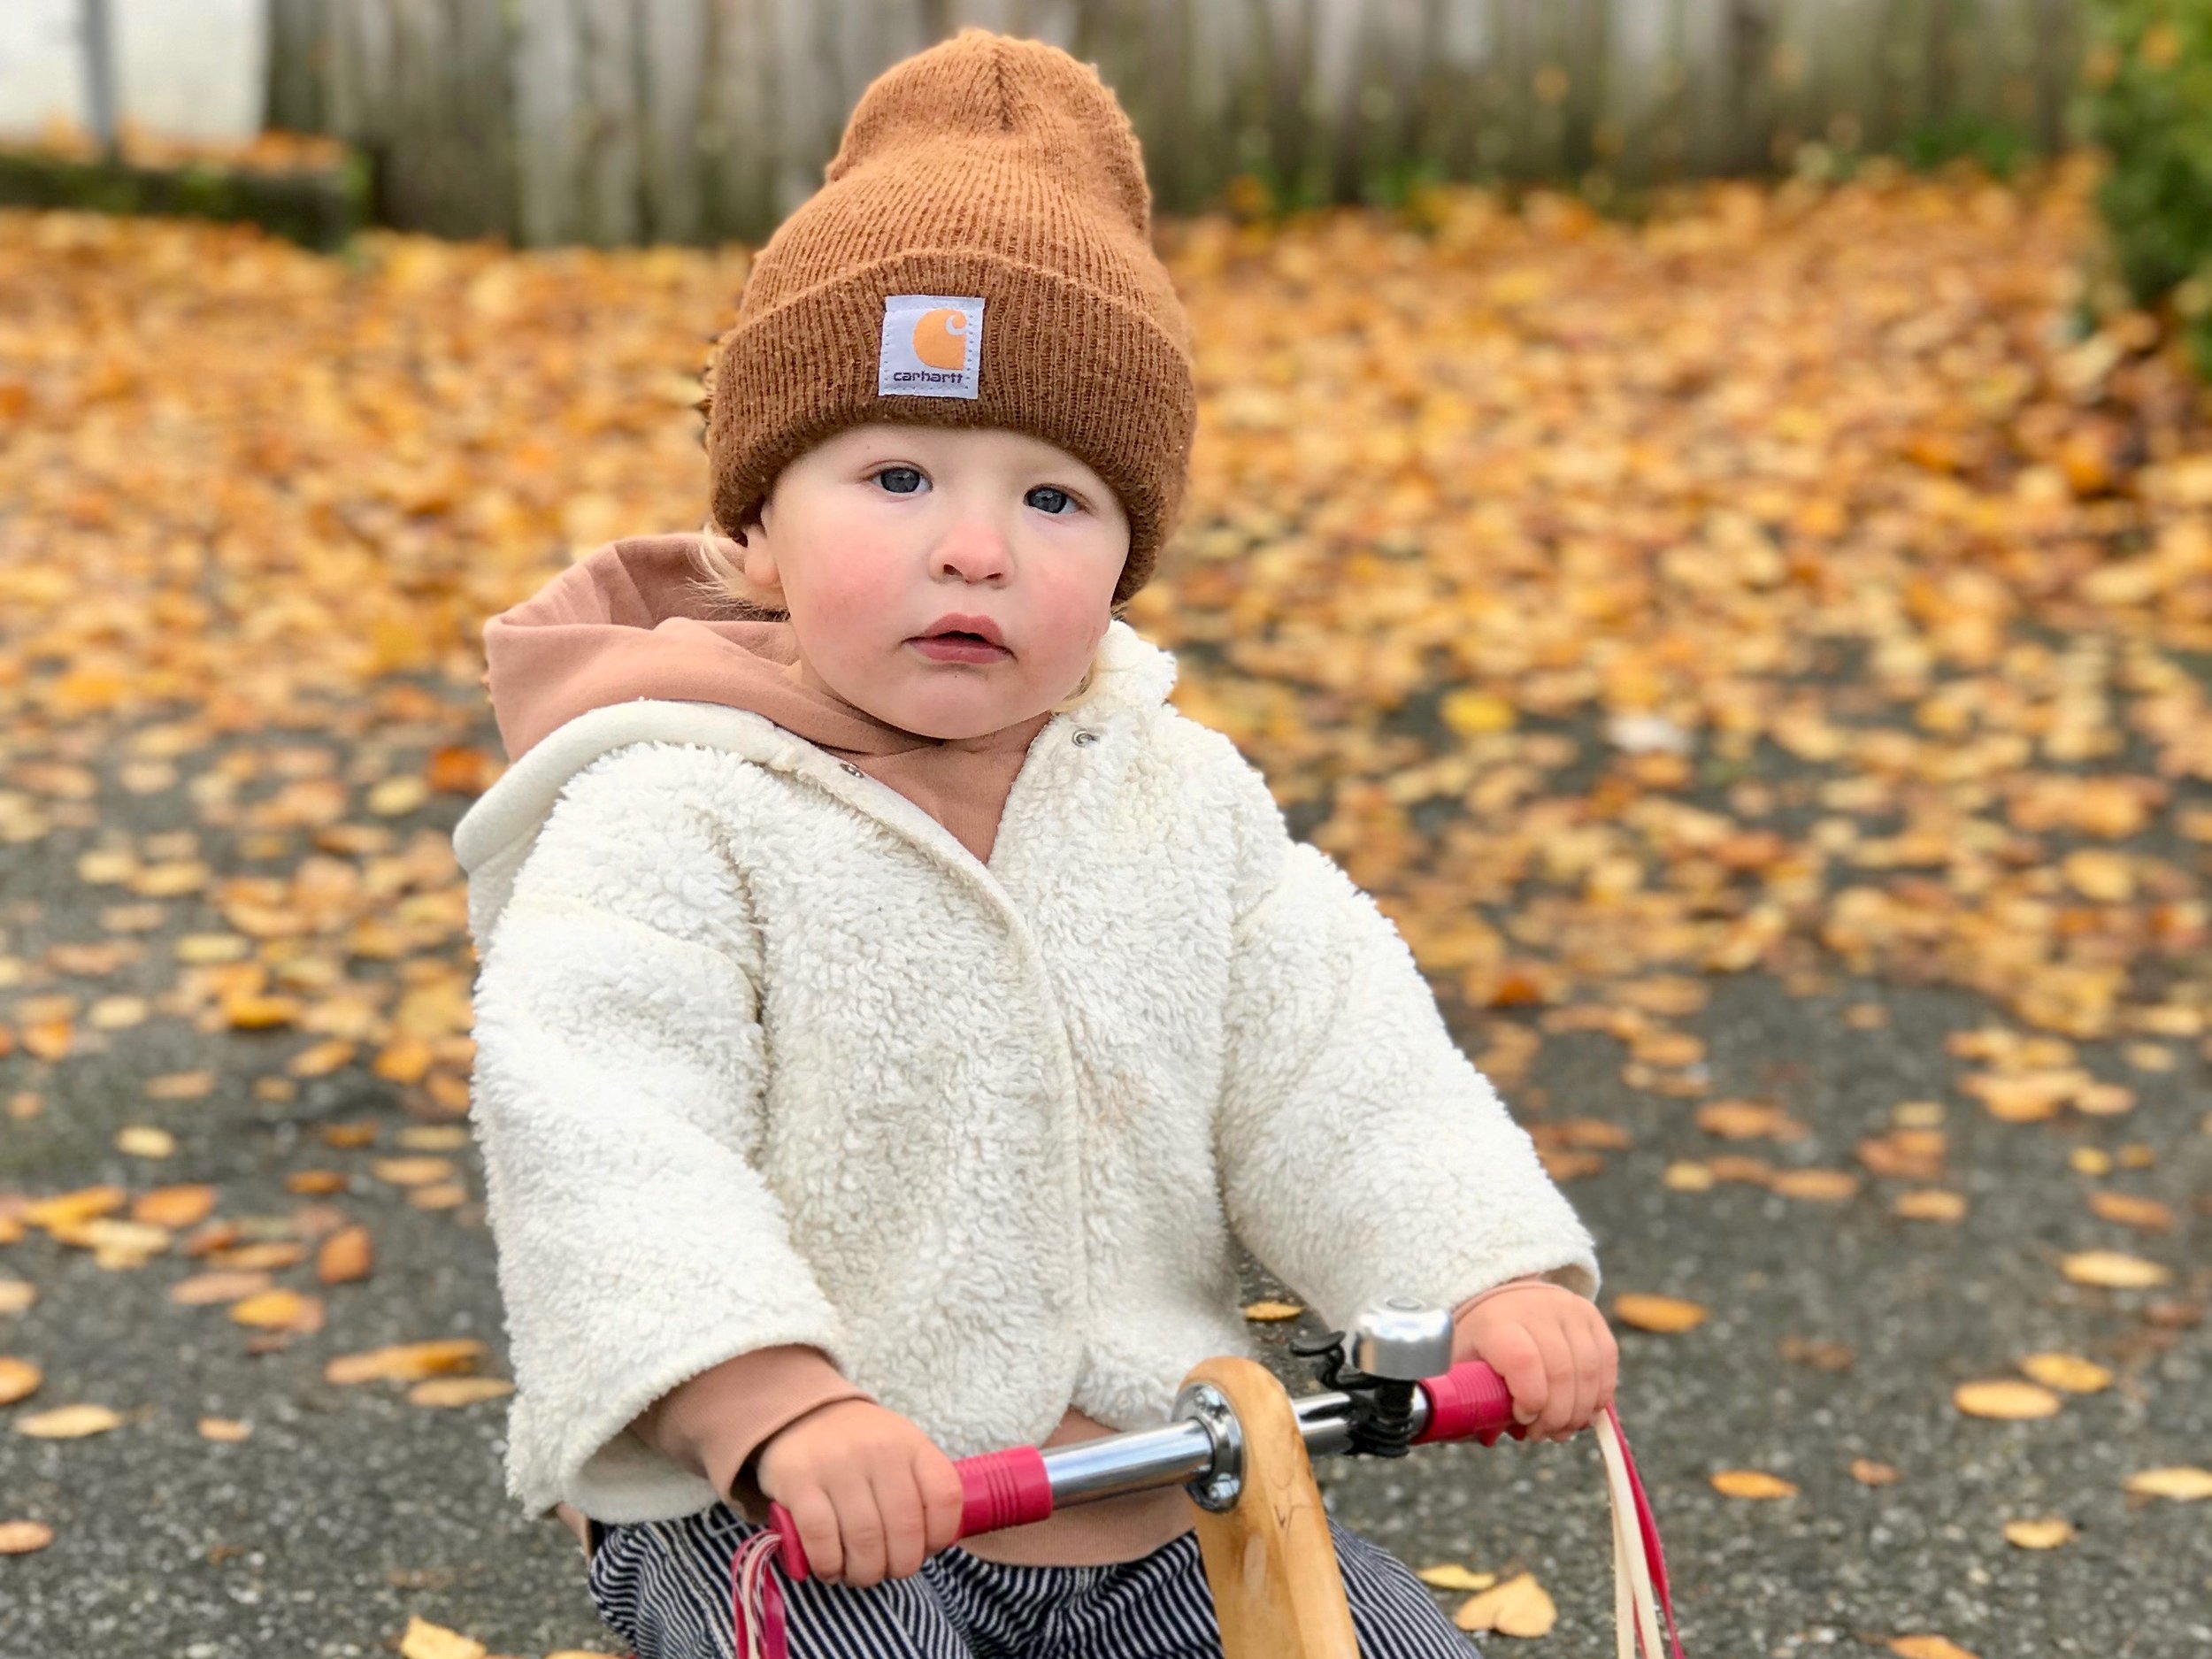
263, 0, 2089, 248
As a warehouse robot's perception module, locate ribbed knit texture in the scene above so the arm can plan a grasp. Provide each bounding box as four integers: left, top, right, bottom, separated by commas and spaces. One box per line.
701, 28, 1197, 610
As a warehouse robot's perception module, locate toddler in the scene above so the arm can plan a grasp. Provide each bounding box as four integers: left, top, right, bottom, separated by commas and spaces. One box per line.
457, 28, 1615, 1659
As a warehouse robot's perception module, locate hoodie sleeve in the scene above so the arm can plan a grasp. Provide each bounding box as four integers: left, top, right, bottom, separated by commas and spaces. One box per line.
1207, 737, 1601, 1333
466, 743, 856, 1523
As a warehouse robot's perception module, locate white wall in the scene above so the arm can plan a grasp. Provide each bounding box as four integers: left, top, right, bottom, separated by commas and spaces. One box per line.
0, 0, 265, 144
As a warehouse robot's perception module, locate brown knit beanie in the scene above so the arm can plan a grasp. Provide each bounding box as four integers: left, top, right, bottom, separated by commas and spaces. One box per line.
699, 28, 1196, 611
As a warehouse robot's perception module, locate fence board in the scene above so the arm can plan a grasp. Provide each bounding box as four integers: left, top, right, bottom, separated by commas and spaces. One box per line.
265, 0, 2092, 247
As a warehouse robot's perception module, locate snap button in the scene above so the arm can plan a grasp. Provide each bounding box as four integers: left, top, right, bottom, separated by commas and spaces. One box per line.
1071, 729, 1098, 747
839, 761, 864, 776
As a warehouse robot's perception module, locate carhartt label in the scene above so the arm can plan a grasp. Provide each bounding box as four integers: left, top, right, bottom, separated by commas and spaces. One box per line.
879, 294, 984, 399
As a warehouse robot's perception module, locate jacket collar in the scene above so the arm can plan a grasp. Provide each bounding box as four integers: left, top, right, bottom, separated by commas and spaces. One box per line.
453, 618, 1179, 886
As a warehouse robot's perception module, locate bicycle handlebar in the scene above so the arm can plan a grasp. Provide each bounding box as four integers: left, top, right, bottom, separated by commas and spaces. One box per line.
765, 1356, 1529, 1582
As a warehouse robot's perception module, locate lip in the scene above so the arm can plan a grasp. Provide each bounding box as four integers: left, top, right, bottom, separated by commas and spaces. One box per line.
911, 612, 1006, 649
909, 635, 1010, 664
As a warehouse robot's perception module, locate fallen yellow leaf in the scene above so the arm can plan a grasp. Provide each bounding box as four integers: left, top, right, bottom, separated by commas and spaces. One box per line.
1710, 1469, 1798, 1499
2123, 1466, 2212, 1502
50, 1217, 172, 1271
0, 1357, 42, 1406
397, 1125, 471, 1151
2074, 1082, 2136, 1116
86, 995, 149, 1030
317, 1225, 375, 1285
1611, 1293, 1709, 1333
2002, 1517, 2074, 1548
326, 1339, 487, 1385
198, 1417, 253, 1442
130, 1185, 217, 1228
2016, 1353, 2112, 1394
23, 1187, 125, 1231
2085, 1190, 2172, 1231
223, 994, 301, 1030
1850, 1458, 1900, 1486
1893, 1188, 1966, 1221
397, 1616, 488, 1659
1451, 1570, 1555, 1636
208, 1241, 305, 1272
14, 1403, 123, 1439
1694, 1101, 1804, 1141
1954, 1379, 2062, 1419
0, 1520, 55, 1554
288, 1039, 357, 1078
372, 1156, 457, 1187
1962, 1070, 2079, 1123
228, 1290, 324, 1332
2062, 848, 2134, 902
367, 776, 430, 817
1240, 1299, 1303, 1321
407, 1377, 515, 1409
1889, 1638, 1981, 1659
113, 1125, 175, 1160
1415, 1562, 1497, 1592
2060, 1250, 2171, 1289
1768, 1168, 1859, 1202
1440, 690, 1517, 735
143, 1069, 218, 1099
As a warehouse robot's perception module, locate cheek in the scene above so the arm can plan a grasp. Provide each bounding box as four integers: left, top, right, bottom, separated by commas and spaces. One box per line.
1025, 563, 1115, 657
784, 527, 906, 645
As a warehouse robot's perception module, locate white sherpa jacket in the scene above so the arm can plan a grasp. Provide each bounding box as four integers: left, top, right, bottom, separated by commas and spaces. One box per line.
455, 618, 1601, 1523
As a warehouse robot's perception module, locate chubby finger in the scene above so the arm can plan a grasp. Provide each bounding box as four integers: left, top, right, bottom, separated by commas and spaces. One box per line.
1564, 1319, 1601, 1439
1532, 1322, 1578, 1440
1541, 1322, 1582, 1441
1485, 1322, 1549, 1430
872, 1463, 930, 1580
1597, 1317, 1620, 1415
786, 1488, 843, 1585
915, 1450, 966, 1556
826, 1470, 888, 1587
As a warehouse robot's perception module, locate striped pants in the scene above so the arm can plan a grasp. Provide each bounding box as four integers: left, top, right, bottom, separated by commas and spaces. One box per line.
585, 1502, 1485, 1659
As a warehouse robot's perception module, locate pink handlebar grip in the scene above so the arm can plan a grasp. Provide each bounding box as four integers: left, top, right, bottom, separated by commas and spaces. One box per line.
1414, 1359, 1531, 1447
768, 1446, 1055, 1581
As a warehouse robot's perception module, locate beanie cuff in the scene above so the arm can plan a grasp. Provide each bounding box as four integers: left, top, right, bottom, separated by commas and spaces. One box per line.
706, 249, 1195, 595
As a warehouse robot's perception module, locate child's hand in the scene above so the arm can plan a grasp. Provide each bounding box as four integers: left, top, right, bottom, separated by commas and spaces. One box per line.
753, 1398, 965, 1586
1452, 1282, 1617, 1443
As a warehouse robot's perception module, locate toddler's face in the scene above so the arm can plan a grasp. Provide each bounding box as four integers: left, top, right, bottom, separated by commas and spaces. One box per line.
739, 424, 1130, 741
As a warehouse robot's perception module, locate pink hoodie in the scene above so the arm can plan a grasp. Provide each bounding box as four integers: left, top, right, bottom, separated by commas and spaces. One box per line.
480, 534, 1541, 1564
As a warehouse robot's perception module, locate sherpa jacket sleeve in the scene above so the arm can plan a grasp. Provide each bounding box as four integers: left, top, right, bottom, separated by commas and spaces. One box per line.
1208, 735, 1601, 1333
466, 743, 862, 1524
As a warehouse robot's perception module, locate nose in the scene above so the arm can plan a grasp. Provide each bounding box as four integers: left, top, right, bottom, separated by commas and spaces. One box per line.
933, 512, 1011, 584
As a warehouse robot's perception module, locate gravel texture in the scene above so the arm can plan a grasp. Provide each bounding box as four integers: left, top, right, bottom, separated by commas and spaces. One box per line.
1, 740, 2206, 1659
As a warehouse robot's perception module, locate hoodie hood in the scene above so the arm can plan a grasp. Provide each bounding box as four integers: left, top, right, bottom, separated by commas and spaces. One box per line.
481, 532, 974, 764
468, 533, 1179, 886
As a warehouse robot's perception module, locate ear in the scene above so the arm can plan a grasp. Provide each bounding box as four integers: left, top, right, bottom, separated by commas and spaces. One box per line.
738, 507, 784, 598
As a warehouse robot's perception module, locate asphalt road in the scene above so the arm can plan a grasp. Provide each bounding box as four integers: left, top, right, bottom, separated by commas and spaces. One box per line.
1, 696, 2206, 1659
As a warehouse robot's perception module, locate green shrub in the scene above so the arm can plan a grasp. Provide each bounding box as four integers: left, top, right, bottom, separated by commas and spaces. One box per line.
2077, 0, 2212, 374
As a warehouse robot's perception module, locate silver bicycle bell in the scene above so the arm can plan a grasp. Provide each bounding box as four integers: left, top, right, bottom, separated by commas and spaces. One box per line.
1348, 1295, 1455, 1381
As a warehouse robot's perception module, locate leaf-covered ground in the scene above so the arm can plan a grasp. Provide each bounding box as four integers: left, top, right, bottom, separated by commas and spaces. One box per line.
0, 155, 2206, 1659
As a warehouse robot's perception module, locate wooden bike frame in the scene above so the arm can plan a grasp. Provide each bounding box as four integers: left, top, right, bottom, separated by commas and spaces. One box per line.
1180, 1354, 1361, 1659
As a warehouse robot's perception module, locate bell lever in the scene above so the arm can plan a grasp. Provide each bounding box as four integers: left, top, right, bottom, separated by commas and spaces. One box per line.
1289, 1296, 1455, 1461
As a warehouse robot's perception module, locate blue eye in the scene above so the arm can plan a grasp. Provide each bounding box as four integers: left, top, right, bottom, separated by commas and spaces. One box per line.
1026, 486, 1074, 515
874, 466, 926, 495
